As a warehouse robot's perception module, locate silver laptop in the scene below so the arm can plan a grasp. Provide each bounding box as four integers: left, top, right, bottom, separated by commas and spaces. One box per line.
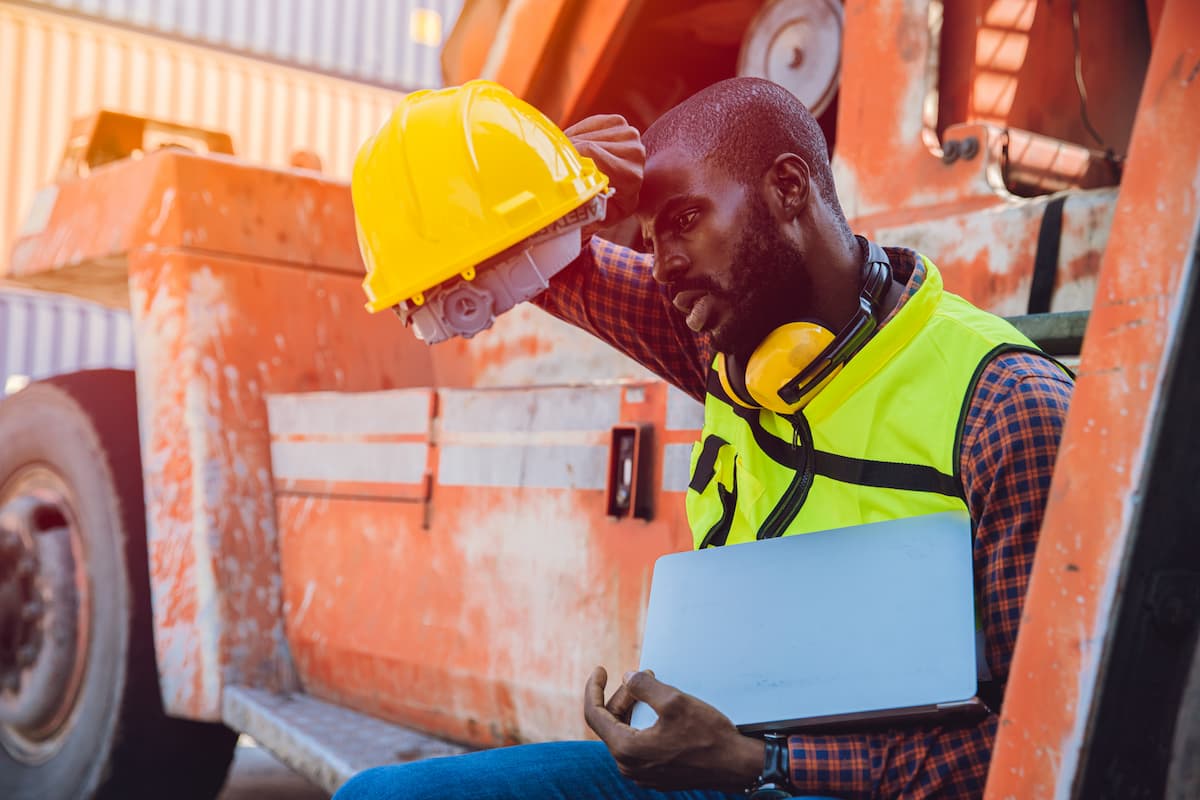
630, 511, 985, 733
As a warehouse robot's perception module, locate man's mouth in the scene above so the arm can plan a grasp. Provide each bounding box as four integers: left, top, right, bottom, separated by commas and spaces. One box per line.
671, 289, 706, 314
672, 289, 718, 333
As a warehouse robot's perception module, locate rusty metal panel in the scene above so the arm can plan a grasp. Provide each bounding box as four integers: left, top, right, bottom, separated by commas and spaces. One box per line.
116, 152, 437, 720
273, 380, 700, 746
985, 0, 1200, 795
0, 1, 406, 272
0, 284, 134, 392
871, 188, 1117, 316
24, 0, 463, 90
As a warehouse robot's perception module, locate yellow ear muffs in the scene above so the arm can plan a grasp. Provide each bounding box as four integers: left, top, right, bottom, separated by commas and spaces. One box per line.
714, 353, 757, 409
743, 322, 841, 415
712, 238, 893, 416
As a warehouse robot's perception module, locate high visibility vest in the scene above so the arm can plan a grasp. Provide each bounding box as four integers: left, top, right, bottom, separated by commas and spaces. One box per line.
686, 257, 1050, 548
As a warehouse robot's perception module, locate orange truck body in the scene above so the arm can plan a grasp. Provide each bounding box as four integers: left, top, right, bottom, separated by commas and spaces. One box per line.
3, 0, 1197, 796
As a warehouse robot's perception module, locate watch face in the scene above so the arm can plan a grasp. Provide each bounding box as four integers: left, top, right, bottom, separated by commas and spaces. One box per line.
747, 787, 794, 800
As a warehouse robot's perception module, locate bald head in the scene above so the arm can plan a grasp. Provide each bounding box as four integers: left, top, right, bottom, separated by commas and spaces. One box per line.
643, 77, 843, 220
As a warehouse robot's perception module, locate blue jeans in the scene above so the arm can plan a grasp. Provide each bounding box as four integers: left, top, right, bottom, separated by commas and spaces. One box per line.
333, 740, 839, 800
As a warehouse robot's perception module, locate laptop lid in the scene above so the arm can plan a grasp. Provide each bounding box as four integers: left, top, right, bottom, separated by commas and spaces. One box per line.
630, 511, 979, 732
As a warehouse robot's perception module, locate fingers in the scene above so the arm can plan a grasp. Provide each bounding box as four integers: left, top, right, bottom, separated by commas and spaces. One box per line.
622, 670, 680, 716
585, 665, 608, 708
585, 666, 647, 747
564, 114, 638, 139
583, 666, 619, 741
605, 676, 638, 722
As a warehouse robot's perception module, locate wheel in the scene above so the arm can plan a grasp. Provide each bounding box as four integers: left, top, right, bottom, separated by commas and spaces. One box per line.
0, 370, 237, 800
1167, 633, 1200, 799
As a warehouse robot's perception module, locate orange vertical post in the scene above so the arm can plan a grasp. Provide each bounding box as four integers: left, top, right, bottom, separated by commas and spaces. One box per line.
985, 0, 1200, 795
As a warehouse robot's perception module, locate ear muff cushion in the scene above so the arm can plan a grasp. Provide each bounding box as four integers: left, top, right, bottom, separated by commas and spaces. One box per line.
744, 322, 838, 414
715, 353, 758, 409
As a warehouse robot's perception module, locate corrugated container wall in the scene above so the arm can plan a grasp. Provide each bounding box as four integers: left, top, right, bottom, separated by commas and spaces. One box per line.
0, 285, 135, 394
0, 1, 411, 269
22, 0, 462, 90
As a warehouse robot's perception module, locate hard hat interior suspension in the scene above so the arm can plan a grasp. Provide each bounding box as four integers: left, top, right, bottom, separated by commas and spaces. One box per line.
396, 192, 608, 344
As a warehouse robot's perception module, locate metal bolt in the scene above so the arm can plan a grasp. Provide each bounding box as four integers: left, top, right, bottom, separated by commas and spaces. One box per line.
941, 139, 961, 165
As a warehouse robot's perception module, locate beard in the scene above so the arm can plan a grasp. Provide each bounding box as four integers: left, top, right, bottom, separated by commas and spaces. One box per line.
708, 200, 816, 357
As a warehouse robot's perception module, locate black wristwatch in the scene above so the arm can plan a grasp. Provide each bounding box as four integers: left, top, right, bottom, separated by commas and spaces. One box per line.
747, 733, 795, 799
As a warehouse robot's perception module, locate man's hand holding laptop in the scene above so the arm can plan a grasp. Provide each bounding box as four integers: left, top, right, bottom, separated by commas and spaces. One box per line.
584, 666, 764, 792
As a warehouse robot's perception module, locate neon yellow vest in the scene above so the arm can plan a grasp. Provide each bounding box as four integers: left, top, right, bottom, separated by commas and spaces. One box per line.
686, 257, 1044, 548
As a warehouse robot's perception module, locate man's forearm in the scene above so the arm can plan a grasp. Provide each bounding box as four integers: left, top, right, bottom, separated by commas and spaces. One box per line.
532, 236, 709, 399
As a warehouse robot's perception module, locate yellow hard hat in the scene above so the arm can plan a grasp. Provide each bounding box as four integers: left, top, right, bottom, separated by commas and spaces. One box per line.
352, 80, 609, 312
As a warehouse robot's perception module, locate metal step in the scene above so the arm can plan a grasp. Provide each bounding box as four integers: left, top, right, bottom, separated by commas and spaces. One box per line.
222, 686, 467, 794
1004, 310, 1090, 356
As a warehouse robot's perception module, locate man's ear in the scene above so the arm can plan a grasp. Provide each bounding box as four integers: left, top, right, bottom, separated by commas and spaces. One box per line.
763, 153, 812, 221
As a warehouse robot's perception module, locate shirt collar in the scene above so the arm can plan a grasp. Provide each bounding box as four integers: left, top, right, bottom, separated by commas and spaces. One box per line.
879, 246, 925, 328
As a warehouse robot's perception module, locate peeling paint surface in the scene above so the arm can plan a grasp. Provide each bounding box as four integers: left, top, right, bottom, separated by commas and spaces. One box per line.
119, 156, 438, 719
874, 190, 1117, 316
274, 382, 700, 747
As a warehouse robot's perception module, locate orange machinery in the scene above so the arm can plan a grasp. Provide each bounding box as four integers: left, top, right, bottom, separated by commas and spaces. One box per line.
0, 2, 1196, 798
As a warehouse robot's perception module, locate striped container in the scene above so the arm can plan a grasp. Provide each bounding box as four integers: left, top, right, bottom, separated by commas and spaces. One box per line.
0, 283, 134, 395
1, 1, 419, 271
26, 0, 463, 90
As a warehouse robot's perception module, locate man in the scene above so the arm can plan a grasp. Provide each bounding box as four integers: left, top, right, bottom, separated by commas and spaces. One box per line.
336, 77, 1072, 799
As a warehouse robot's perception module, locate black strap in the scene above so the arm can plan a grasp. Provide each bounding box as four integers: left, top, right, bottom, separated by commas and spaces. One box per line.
1027, 196, 1067, 314
698, 481, 737, 549
688, 434, 730, 493
812, 451, 961, 497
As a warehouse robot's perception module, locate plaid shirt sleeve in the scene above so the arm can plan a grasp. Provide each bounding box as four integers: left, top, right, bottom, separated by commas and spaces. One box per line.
786, 353, 1074, 799
532, 236, 712, 401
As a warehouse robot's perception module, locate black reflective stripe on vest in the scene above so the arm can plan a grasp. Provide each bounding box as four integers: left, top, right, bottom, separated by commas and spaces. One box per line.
812, 451, 961, 497
697, 480, 737, 549
706, 365, 960, 495
689, 434, 730, 493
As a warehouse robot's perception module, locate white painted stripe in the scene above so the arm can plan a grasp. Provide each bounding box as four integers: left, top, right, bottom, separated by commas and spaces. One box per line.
437, 429, 607, 447
270, 440, 428, 484
665, 385, 704, 430
438, 444, 609, 490
662, 443, 697, 493
439, 386, 623, 434
267, 390, 432, 437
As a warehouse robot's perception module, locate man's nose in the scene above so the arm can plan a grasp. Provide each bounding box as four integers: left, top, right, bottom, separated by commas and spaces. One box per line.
651, 250, 688, 285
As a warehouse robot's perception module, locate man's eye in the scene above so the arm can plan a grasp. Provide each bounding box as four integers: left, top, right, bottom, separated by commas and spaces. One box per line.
676, 210, 699, 231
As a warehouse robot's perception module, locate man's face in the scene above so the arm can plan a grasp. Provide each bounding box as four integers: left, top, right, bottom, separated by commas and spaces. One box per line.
637, 145, 813, 356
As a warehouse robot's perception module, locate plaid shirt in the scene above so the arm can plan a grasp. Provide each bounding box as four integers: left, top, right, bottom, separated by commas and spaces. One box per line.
535, 238, 1073, 799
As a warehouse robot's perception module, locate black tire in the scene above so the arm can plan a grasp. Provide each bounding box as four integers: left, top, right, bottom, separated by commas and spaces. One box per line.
1168, 634, 1200, 800
0, 370, 237, 800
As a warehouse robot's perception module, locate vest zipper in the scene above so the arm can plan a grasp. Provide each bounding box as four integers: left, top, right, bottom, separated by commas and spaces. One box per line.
756, 413, 815, 540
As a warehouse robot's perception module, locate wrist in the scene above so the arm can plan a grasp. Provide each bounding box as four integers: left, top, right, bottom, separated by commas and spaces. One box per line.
727, 734, 767, 788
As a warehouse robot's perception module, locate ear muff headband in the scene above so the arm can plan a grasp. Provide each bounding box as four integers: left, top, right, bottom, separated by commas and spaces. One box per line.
715, 238, 892, 415
775, 242, 892, 406
715, 352, 758, 409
